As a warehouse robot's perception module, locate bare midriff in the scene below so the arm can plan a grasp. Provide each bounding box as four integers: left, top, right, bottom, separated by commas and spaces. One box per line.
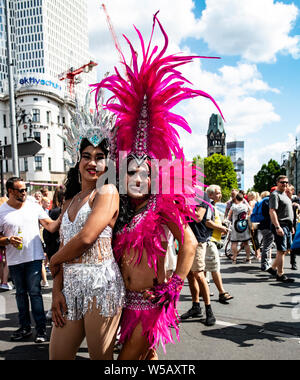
120, 247, 166, 292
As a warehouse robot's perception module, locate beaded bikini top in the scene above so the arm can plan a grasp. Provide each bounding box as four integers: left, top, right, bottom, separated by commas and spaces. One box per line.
60, 191, 113, 264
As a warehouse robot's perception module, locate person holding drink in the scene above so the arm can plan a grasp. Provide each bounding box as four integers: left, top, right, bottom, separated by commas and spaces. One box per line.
0, 177, 61, 343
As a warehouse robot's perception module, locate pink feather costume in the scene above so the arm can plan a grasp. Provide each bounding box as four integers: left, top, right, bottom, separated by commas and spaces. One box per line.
92, 12, 223, 353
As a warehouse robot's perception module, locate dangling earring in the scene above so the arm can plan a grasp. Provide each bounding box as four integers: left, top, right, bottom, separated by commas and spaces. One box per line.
78, 171, 82, 184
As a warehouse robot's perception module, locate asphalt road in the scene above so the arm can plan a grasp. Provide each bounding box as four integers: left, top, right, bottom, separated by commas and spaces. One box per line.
0, 249, 299, 360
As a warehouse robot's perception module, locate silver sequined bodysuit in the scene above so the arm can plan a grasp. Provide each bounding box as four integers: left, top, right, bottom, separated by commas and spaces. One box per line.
60, 191, 125, 320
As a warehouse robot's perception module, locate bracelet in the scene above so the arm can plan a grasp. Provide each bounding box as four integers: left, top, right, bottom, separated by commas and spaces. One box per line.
6, 237, 11, 244
150, 274, 184, 308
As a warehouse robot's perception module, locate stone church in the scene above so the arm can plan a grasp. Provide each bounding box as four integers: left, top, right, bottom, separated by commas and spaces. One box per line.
207, 113, 226, 156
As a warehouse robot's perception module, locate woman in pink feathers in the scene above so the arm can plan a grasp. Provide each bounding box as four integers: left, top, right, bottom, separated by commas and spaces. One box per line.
92, 12, 223, 360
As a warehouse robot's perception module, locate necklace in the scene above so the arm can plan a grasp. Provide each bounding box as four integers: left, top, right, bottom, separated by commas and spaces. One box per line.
76, 189, 93, 203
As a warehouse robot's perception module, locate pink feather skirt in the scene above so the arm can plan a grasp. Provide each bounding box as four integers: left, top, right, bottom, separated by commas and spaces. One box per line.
118, 290, 180, 353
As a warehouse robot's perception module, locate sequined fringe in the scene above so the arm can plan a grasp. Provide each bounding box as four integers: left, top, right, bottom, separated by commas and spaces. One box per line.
63, 260, 125, 321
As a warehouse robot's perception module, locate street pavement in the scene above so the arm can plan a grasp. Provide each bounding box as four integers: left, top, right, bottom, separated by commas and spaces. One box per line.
0, 249, 299, 360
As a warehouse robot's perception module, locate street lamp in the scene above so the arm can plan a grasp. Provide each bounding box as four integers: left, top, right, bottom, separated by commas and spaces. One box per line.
5, 0, 19, 177
0, 141, 4, 197
281, 152, 289, 167
295, 137, 299, 193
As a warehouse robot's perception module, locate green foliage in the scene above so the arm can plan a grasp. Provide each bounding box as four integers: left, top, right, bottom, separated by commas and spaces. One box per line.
253, 159, 286, 193
193, 155, 204, 168
202, 154, 238, 202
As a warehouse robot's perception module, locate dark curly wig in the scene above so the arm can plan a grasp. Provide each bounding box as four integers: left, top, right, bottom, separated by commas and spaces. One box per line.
64, 138, 110, 201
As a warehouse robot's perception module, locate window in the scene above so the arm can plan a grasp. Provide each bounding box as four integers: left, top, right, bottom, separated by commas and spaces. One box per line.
32, 109, 40, 122
34, 156, 42, 171
23, 132, 27, 142
46, 111, 51, 124
24, 158, 28, 172
47, 133, 50, 147
33, 131, 41, 143
3, 114, 6, 128
48, 157, 51, 172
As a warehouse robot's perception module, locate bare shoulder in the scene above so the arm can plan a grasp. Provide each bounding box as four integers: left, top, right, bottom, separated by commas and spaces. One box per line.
96, 183, 119, 197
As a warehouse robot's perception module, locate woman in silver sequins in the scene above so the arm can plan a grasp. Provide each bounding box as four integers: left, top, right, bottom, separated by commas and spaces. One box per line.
49, 138, 125, 360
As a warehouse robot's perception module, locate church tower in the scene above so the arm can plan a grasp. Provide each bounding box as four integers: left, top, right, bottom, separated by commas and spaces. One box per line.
207, 113, 226, 156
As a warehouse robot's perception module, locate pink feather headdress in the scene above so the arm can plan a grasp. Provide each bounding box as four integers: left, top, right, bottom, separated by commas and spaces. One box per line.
92, 12, 223, 273
91, 11, 224, 164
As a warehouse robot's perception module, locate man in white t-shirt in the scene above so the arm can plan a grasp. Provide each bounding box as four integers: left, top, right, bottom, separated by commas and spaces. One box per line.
0, 177, 61, 343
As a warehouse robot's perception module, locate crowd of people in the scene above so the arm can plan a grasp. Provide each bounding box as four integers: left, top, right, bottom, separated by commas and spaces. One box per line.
223, 177, 297, 281
1, 172, 297, 359
0, 14, 298, 361
180, 174, 298, 328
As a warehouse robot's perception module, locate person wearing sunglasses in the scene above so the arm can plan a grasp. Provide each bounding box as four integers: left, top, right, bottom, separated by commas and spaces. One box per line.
268, 175, 295, 283
0, 177, 62, 343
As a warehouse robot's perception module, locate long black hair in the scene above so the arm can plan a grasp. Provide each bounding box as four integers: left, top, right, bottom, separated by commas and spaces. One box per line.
113, 155, 153, 234
64, 138, 109, 200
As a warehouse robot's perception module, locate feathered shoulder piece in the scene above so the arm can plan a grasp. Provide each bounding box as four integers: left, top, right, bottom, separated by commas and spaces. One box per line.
60, 86, 116, 168
91, 12, 224, 163
113, 160, 206, 273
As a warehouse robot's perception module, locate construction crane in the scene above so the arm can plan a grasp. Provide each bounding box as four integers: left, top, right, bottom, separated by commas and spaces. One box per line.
102, 4, 124, 65
58, 60, 98, 96
101, 3, 137, 80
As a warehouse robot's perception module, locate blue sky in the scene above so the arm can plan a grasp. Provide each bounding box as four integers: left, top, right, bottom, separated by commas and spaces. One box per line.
87, 0, 300, 190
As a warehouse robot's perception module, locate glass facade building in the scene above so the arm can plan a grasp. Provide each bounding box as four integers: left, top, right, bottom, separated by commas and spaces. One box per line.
0, 0, 95, 100
227, 141, 245, 190
0, 0, 96, 185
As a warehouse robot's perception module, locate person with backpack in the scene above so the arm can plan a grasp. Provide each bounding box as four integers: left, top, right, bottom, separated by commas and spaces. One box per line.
228, 192, 252, 264
248, 191, 262, 261
252, 191, 274, 271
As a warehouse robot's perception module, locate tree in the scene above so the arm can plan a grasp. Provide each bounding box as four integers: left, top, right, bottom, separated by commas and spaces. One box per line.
253, 159, 286, 193
193, 155, 204, 168
203, 154, 238, 201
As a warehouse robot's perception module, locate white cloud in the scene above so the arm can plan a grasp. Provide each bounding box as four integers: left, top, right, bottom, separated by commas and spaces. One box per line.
86, 0, 295, 191
177, 60, 281, 144
196, 0, 300, 63
244, 133, 295, 190
87, 0, 199, 77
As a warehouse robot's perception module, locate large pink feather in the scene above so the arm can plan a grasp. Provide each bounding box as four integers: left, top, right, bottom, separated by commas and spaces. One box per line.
91, 12, 224, 161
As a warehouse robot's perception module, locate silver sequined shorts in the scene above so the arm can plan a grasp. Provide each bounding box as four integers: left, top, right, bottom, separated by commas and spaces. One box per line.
62, 260, 125, 321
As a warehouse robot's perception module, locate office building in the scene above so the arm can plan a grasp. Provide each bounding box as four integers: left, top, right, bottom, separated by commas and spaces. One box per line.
227, 141, 245, 190
0, 0, 97, 188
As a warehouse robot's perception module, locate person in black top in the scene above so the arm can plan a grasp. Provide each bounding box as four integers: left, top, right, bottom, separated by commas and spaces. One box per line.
180, 192, 216, 326
43, 186, 65, 261
286, 185, 298, 270
258, 191, 274, 271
